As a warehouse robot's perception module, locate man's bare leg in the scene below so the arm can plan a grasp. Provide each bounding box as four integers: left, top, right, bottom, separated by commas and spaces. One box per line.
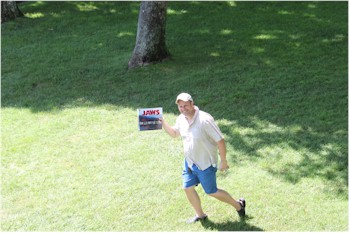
184, 186, 206, 217
209, 188, 242, 211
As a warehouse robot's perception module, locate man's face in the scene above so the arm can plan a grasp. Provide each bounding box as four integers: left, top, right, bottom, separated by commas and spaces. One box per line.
177, 100, 195, 117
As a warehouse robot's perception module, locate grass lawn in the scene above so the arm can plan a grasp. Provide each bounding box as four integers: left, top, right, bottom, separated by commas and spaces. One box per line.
1, 1, 348, 231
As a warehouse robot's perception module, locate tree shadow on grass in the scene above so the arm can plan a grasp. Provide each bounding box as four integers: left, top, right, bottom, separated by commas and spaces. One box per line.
219, 116, 348, 197
200, 216, 264, 231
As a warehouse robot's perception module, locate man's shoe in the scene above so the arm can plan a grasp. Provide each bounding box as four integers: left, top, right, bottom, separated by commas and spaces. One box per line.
186, 214, 208, 224
237, 198, 246, 218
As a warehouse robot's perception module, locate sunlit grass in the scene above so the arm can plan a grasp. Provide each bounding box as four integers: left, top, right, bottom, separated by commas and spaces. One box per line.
24, 12, 45, 19
254, 34, 278, 40
76, 2, 99, 11
1, 1, 348, 231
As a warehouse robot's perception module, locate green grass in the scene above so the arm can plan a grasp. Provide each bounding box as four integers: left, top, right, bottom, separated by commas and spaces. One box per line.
1, 1, 348, 231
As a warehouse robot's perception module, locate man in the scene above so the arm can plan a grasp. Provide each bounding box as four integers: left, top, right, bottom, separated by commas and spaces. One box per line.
160, 93, 246, 223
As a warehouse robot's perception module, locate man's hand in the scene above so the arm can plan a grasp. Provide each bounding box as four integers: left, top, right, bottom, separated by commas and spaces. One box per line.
159, 117, 179, 138
219, 159, 229, 171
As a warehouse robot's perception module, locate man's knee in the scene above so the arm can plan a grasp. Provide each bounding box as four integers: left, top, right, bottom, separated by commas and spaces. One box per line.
183, 185, 195, 193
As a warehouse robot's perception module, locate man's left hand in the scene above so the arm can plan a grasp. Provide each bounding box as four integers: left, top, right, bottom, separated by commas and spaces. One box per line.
219, 160, 229, 171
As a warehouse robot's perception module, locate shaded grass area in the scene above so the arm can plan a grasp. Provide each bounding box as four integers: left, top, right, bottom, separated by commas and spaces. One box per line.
1, 1, 348, 231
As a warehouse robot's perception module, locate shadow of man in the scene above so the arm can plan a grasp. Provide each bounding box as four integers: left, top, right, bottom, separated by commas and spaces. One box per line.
200, 216, 264, 231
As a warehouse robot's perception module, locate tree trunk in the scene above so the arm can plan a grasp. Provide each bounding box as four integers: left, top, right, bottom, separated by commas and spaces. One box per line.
128, 1, 170, 69
1, 1, 23, 23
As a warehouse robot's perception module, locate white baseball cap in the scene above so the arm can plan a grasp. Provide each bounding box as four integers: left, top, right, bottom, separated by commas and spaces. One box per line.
175, 93, 193, 104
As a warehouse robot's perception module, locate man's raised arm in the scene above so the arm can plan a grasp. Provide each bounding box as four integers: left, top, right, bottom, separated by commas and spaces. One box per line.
159, 117, 180, 138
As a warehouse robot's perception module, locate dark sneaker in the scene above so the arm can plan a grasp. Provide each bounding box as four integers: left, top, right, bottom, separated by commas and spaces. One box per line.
237, 198, 246, 218
186, 214, 208, 224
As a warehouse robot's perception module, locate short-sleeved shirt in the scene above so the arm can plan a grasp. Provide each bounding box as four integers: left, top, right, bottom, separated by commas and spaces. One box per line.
174, 106, 224, 170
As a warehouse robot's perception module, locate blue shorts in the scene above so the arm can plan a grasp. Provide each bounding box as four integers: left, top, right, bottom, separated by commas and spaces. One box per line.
182, 160, 218, 194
